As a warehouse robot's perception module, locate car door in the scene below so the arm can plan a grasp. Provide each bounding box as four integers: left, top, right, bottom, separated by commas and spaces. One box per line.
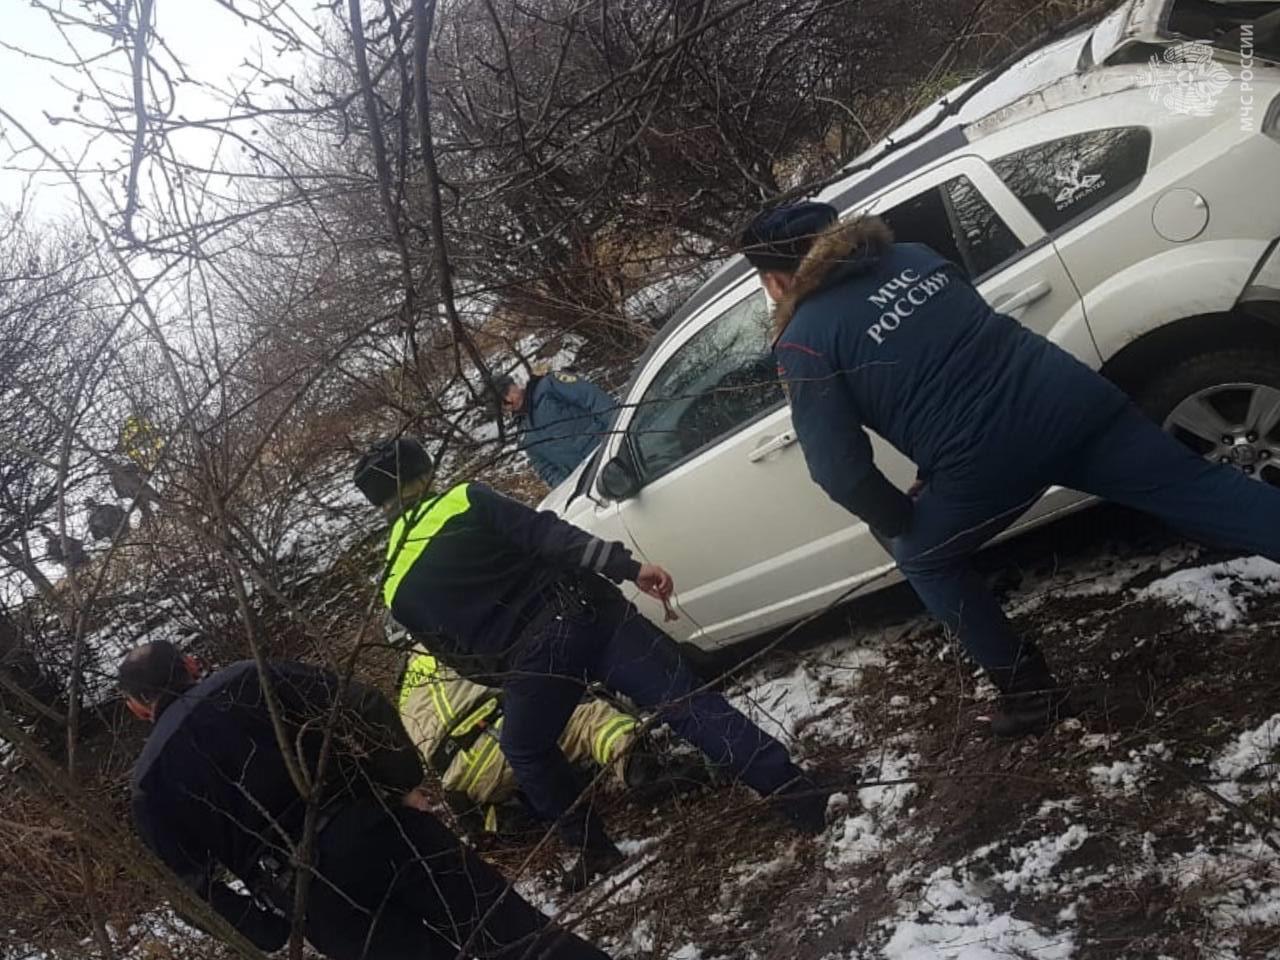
595, 280, 873, 649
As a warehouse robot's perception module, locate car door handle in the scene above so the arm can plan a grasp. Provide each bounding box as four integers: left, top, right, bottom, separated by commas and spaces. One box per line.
991, 280, 1052, 315
748, 431, 797, 462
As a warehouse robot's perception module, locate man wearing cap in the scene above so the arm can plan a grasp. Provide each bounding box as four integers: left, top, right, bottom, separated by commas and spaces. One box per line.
354, 437, 829, 891
742, 202, 1280, 737
122, 639, 611, 959
491, 371, 614, 487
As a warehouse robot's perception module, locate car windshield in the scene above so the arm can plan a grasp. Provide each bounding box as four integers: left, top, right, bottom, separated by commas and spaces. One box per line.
627, 290, 781, 480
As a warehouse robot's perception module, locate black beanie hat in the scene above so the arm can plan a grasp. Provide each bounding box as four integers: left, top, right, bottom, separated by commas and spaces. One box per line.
740, 201, 839, 273
353, 437, 434, 508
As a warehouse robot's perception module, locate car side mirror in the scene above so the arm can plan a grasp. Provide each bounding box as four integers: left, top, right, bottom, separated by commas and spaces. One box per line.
598, 455, 640, 501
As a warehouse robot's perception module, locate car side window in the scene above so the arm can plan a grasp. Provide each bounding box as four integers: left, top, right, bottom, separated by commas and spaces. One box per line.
627, 290, 782, 483
989, 127, 1152, 233
876, 175, 1023, 279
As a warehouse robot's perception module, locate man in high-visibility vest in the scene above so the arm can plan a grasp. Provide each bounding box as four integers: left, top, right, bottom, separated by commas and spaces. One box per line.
394, 634, 702, 837
355, 438, 828, 892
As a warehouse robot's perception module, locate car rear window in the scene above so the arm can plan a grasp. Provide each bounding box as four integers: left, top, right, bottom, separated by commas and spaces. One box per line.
990, 127, 1152, 233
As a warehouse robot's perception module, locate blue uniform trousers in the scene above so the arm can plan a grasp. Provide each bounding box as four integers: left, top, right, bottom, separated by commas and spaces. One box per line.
890, 405, 1280, 685
307, 798, 608, 959
499, 578, 799, 847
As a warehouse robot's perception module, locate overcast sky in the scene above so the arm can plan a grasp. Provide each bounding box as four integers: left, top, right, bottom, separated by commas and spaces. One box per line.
0, 0, 310, 221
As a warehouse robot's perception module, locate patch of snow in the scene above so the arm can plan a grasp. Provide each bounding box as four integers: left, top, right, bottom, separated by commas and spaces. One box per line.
876, 866, 1075, 960
1139, 557, 1280, 630
991, 824, 1090, 894
1005, 544, 1193, 618
827, 811, 893, 869
616, 836, 661, 858
827, 751, 920, 870
1089, 757, 1146, 795
1209, 713, 1280, 803
731, 844, 798, 886
1089, 743, 1169, 797
1036, 798, 1082, 817
1147, 836, 1280, 955
729, 658, 853, 747
859, 751, 919, 818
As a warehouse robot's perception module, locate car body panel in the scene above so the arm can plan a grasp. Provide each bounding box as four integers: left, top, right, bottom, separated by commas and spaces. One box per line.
538, 8, 1280, 650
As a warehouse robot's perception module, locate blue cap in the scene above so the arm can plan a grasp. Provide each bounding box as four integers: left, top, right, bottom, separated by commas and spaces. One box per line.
739, 201, 839, 272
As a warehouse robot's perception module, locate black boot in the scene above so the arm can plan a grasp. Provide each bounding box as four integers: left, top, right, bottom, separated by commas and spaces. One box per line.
623, 744, 714, 802
990, 689, 1075, 738
987, 645, 1072, 739
560, 838, 625, 894
771, 774, 831, 835
560, 812, 625, 894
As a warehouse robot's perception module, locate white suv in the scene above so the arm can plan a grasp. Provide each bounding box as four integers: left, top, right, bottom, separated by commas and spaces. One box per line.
542, 0, 1280, 651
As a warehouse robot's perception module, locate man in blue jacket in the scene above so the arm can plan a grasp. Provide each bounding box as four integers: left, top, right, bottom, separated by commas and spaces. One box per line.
122, 641, 609, 959
743, 201, 1280, 737
493, 371, 614, 486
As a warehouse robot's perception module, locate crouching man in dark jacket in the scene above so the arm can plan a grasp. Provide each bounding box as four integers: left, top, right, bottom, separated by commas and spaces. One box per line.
493, 372, 614, 487
122, 640, 610, 960
355, 438, 828, 892
744, 202, 1280, 737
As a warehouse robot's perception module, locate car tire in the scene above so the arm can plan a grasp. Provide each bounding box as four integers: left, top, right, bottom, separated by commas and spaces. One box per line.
1133, 346, 1280, 487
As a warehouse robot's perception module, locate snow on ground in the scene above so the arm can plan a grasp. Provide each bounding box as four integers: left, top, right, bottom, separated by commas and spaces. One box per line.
1207, 713, 1280, 804
1139, 556, 1280, 630
728, 646, 884, 748
1087, 742, 1170, 798
558, 540, 1280, 958
1004, 542, 1198, 620
872, 863, 1076, 960
827, 749, 920, 871
267, 461, 374, 576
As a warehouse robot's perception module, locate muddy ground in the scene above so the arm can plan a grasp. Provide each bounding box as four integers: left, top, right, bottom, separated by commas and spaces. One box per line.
478, 507, 1280, 960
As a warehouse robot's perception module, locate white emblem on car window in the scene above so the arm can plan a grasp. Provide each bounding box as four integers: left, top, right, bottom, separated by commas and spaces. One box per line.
1052, 160, 1104, 209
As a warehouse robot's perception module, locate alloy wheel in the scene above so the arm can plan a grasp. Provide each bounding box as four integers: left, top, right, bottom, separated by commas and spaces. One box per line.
1163, 381, 1280, 486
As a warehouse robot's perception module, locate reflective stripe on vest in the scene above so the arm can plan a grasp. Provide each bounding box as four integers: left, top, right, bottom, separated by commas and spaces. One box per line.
592, 714, 636, 766
398, 651, 442, 713
460, 719, 504, 793
382, 483, 472, 607
399, 649, 502, 778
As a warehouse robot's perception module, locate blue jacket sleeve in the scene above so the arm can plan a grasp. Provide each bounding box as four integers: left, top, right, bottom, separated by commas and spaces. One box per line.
776, 341, 913, 537
546, 373, 613, 420
514, 413, 570, 488
468, 483, 641, 582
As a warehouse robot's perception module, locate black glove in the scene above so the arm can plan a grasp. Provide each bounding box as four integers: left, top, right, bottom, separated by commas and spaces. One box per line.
848, 470, 913, 539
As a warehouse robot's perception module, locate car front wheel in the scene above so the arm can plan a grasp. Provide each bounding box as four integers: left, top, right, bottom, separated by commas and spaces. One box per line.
1136, 347, 1280, 487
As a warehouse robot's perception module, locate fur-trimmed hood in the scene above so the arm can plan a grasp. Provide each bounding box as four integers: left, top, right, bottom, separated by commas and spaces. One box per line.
772, 216, 894, 340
